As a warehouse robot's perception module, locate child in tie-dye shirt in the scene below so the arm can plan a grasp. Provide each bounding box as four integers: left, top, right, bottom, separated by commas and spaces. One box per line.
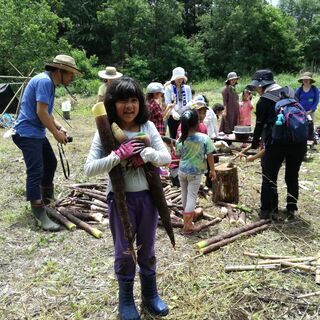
175, 109, 216, 235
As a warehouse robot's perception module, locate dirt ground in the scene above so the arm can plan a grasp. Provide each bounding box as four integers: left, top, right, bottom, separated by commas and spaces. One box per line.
1, 101, 320, 320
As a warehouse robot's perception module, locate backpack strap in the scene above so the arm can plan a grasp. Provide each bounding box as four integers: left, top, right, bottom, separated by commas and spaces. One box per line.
262, 86, 295, 102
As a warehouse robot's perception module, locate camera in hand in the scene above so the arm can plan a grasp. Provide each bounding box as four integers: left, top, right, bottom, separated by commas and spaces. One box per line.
67, 136, 73, 143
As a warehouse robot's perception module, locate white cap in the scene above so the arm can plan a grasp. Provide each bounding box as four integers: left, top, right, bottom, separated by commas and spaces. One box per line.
170, 67, 188, 82
146, 82, 164, 94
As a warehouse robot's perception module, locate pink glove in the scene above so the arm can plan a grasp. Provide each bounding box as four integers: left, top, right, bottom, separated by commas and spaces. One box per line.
128, 154, 145, 169
114, 139, 144, 161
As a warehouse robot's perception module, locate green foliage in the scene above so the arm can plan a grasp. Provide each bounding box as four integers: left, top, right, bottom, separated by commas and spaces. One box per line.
0, 0, 65, 74
199, 0, 302, 77
279, 0, 320, 70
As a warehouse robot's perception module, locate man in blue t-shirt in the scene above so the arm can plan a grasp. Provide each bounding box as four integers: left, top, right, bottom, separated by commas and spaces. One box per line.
13, 54, 81, 231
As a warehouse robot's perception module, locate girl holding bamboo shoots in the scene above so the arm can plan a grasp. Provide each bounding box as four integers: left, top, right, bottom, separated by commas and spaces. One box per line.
84, 77, 171, 320
175, 109, 216, 235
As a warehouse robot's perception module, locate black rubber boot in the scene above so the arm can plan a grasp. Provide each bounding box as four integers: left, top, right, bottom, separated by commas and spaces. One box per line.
118, 280, 140, 320
31, 203, 60, 231
41, 185, 55, 205
140, 273, 169, 316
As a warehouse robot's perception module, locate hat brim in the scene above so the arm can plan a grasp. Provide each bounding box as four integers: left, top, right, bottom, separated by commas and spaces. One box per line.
298, 77, 315, 83
45, 62, 82, 75
171, 75, 188, 83
225, 77, 239, 84
250, 79, 275, 88
98, 70, 123, 79
148, 89, 165, 94
193, 102, 208, 110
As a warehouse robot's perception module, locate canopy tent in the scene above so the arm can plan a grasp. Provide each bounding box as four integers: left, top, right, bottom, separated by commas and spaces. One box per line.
0, 84, 19, 114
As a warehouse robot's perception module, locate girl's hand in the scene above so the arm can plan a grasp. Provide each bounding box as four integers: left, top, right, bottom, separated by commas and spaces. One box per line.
209, 170, 217, 181
246, 155, 255, 162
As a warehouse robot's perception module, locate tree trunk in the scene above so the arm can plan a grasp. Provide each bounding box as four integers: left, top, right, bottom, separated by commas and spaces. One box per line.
212, 163, 239, 203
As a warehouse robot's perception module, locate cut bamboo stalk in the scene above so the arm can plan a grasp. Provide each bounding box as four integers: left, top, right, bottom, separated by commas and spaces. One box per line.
256, 257, 316, 265
297, 291, 320, 299
196, 219, 270, 249
199, 224, 270, 254
225, 264, 280, 272
59, 208, 103, 239
46, 207, 76, 230
315, 256, 320, 284
280, 261, 316, 273
243, 251, 295, 259
73, 188, 107, 202
194, 218, 222, 232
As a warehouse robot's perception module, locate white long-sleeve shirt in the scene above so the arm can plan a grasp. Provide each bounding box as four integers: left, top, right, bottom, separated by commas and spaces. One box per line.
84, 121, 171, 193
204, 108, 218, 138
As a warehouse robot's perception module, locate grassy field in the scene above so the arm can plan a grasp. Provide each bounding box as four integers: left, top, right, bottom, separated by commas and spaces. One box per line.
0, 77, 320, 320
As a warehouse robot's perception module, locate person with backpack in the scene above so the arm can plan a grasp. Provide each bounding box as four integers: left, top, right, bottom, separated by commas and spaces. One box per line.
250, 69, 307, 221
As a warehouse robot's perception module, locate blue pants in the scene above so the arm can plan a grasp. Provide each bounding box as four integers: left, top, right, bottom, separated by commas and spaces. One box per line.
12, 135, 57, 201
107, 191, 158, 281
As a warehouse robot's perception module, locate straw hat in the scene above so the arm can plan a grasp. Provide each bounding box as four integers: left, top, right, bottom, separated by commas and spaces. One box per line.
225, 72, 239, 84
171, 67, 188, 82
298, 72, 315, 83
98, 66, 123, 80
45, 54, 81, 74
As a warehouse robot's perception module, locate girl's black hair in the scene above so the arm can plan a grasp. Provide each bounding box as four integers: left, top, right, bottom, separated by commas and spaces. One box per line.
213, 103, 224, 118
179, 109, 199, 144
105, 76, 149, 125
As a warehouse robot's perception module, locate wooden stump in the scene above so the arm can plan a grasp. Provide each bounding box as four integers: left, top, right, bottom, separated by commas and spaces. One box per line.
212, 163, 239, 203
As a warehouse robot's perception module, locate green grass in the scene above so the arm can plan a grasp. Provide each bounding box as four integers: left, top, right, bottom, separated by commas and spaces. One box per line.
0, 74, 319, 319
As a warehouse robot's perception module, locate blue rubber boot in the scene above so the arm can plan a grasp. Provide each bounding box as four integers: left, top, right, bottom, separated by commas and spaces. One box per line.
118, 280, 140, 320
140, 273, 169, 316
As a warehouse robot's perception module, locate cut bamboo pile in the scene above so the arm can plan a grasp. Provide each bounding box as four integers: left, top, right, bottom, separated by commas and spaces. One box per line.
225, 250, 320, 286
51, 177, 220, 238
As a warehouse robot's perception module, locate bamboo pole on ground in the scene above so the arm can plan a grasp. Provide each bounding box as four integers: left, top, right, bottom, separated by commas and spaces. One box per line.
58, 208, 103, 239
280, 261, 316, 273
196, 219, 270, 250
315, 256, 320, 284
46, 207, 76, 230
225, 264, 280, 272
199, 224, 270, 254
297, 291, 320, 299
243, 251, 295, 259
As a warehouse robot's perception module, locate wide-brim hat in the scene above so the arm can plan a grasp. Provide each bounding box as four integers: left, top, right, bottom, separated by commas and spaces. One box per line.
45, 54, 81, 75
171, 67, 188, 83
146, 82, 164, 94
298, 72, 315, 83
225, 72, 240, 84
250, 69, 275, 88
98, 66, 123, 80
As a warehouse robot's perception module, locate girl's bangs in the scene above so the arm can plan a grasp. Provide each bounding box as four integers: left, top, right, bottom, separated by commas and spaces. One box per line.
113, 80, 140, 100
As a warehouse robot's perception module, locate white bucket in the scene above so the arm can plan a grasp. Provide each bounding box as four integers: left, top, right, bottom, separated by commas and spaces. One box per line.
61, 100, 71, 112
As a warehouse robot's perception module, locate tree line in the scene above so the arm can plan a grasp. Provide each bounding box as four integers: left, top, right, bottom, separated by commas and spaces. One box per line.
0, 0, 319, 93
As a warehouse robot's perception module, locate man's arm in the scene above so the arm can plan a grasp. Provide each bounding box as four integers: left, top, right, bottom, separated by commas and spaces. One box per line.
37, 102, 67, 144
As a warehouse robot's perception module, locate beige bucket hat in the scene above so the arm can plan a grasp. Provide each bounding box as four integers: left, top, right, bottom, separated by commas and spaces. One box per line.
298, 72, 315, 83
225, 72, 240, 84
45, 54, 81, 74
98, 66, 123, 80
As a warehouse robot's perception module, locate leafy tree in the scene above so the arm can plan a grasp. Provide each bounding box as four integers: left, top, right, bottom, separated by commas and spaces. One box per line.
0, 0, 66, 74
198, 0, 301, 76
279, 0, 320, 70
98, 0, 152, 66
48, 0, 110, 63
